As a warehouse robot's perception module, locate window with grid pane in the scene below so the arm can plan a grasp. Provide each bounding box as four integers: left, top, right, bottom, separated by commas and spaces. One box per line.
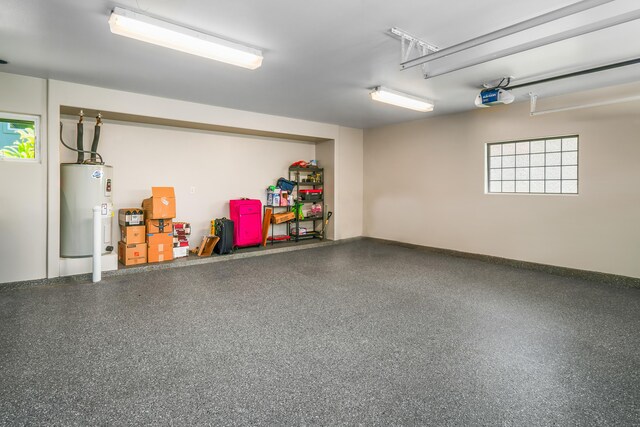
487, 136, 578, 194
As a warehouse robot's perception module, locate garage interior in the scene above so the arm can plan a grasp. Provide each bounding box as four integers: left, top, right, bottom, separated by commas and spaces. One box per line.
0, 0, 639, 424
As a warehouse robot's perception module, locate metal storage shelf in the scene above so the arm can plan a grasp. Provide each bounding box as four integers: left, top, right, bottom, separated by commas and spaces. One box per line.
263, 204, 293, 245
290, 231, 322, 240
289, 167, 325, 242
289, 166, 322, 172
295, 199, 323, 204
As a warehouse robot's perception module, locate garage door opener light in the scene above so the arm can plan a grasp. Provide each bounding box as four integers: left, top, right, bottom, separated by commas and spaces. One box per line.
108, 7, 263, 70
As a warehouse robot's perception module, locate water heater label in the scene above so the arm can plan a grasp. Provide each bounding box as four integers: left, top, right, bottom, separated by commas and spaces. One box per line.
92, 170, 104, 179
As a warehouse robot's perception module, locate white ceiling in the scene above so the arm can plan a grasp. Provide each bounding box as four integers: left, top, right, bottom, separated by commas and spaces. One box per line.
2, 0, 640, 128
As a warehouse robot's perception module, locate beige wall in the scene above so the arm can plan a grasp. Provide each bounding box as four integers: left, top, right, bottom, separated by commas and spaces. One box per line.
314, 127, 364, 241
336, 127, 363, 239
316, 139, 335, 239
60, 118, 315, 246
48, 80, 364, 278
0, 73, 47, 283
364, 87, 640, 279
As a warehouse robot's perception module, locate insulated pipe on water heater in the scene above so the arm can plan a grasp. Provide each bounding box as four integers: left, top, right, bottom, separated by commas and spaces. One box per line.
76, 111, 84, 163
90, 113, 102, 163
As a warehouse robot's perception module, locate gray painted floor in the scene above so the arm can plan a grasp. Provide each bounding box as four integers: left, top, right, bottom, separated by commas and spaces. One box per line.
1, 240, 638, 425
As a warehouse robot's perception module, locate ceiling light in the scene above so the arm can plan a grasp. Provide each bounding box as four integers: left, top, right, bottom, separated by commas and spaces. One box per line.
370, 87, 435, 112
108, 7, 263, 70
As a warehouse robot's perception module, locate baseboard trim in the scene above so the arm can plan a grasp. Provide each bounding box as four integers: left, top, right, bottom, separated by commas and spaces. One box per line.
366, 237, 640, 288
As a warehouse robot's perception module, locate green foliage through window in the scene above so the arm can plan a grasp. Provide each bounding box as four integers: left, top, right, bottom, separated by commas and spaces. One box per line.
0, 116, 37, 160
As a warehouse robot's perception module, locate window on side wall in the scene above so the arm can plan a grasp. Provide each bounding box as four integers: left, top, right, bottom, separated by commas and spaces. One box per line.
486, 136, 578, 194
0, 112, 40, 162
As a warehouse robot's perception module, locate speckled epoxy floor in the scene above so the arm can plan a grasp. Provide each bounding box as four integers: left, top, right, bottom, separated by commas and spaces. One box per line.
1, 240, 639, 425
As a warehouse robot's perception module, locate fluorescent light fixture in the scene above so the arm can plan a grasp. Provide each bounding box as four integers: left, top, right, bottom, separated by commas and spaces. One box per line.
108, 7, 263, 69
370, 86, 435, 112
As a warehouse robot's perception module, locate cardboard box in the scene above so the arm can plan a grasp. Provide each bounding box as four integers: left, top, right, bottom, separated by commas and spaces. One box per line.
146, 218, 173, 234
118, 241, 147, 266
173, 238, 189, 247
118, 208, 144, 226
147, 232, 173, 247
173, 222, 191, 235
148, 244, 173, 263
173, 246, 189, 258
120, 225, 146, 244
142, 187, 176, 219
272, 211, 295, 224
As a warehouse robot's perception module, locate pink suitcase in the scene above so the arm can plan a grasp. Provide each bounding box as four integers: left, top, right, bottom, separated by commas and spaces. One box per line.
229, 199, 263, 247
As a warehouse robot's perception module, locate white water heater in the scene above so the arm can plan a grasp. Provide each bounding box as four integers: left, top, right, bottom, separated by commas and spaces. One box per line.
60, 164, 114, 257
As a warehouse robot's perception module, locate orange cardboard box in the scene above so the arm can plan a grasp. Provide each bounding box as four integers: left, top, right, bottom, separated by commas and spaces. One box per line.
148, 244, 173, 263
120, 225, 146, 244
147, 232, 173, 247
142, 187, 176, 219
118, 241, 147, 266
147, 232, 173, 263
146, 218, 173, 234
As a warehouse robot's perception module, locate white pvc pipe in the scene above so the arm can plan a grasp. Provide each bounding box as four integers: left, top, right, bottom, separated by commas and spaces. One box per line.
93, 206, 101, 283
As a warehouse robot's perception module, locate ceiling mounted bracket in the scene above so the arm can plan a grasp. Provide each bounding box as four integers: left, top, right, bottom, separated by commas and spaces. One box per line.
529, 92, 538, 116
390, 27, 438, 78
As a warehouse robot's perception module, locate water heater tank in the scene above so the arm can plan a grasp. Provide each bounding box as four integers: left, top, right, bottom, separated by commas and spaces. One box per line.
61, 164, 114, 257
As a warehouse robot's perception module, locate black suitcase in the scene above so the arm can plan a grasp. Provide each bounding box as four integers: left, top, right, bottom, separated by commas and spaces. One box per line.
214, 218, 234, 255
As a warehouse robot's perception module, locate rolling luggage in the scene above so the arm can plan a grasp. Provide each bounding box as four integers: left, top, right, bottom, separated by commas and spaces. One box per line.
213, 218, 234, 255
229, 199, 262, 248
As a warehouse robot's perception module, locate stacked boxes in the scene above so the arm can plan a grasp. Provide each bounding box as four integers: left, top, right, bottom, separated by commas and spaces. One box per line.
121, 225, 146, 244
143, 187, 176, 263
173, 222, 191, 258
118, 208, 147, 266
147, 218, 173, 234
173, 222, 190, 246
147, 230, 173, 263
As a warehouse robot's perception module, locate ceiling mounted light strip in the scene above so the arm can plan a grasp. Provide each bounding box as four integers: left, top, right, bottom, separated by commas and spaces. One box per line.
423, 9, 640, 80
401, 0, 615, 70
370, 87, 435, 112
108, 7, 263, 70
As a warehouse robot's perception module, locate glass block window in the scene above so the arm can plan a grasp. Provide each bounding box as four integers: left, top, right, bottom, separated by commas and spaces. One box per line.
487, 136, 578, 194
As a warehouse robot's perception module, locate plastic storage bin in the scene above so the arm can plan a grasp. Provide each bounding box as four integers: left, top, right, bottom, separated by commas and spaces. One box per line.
299, 189, 322, 201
